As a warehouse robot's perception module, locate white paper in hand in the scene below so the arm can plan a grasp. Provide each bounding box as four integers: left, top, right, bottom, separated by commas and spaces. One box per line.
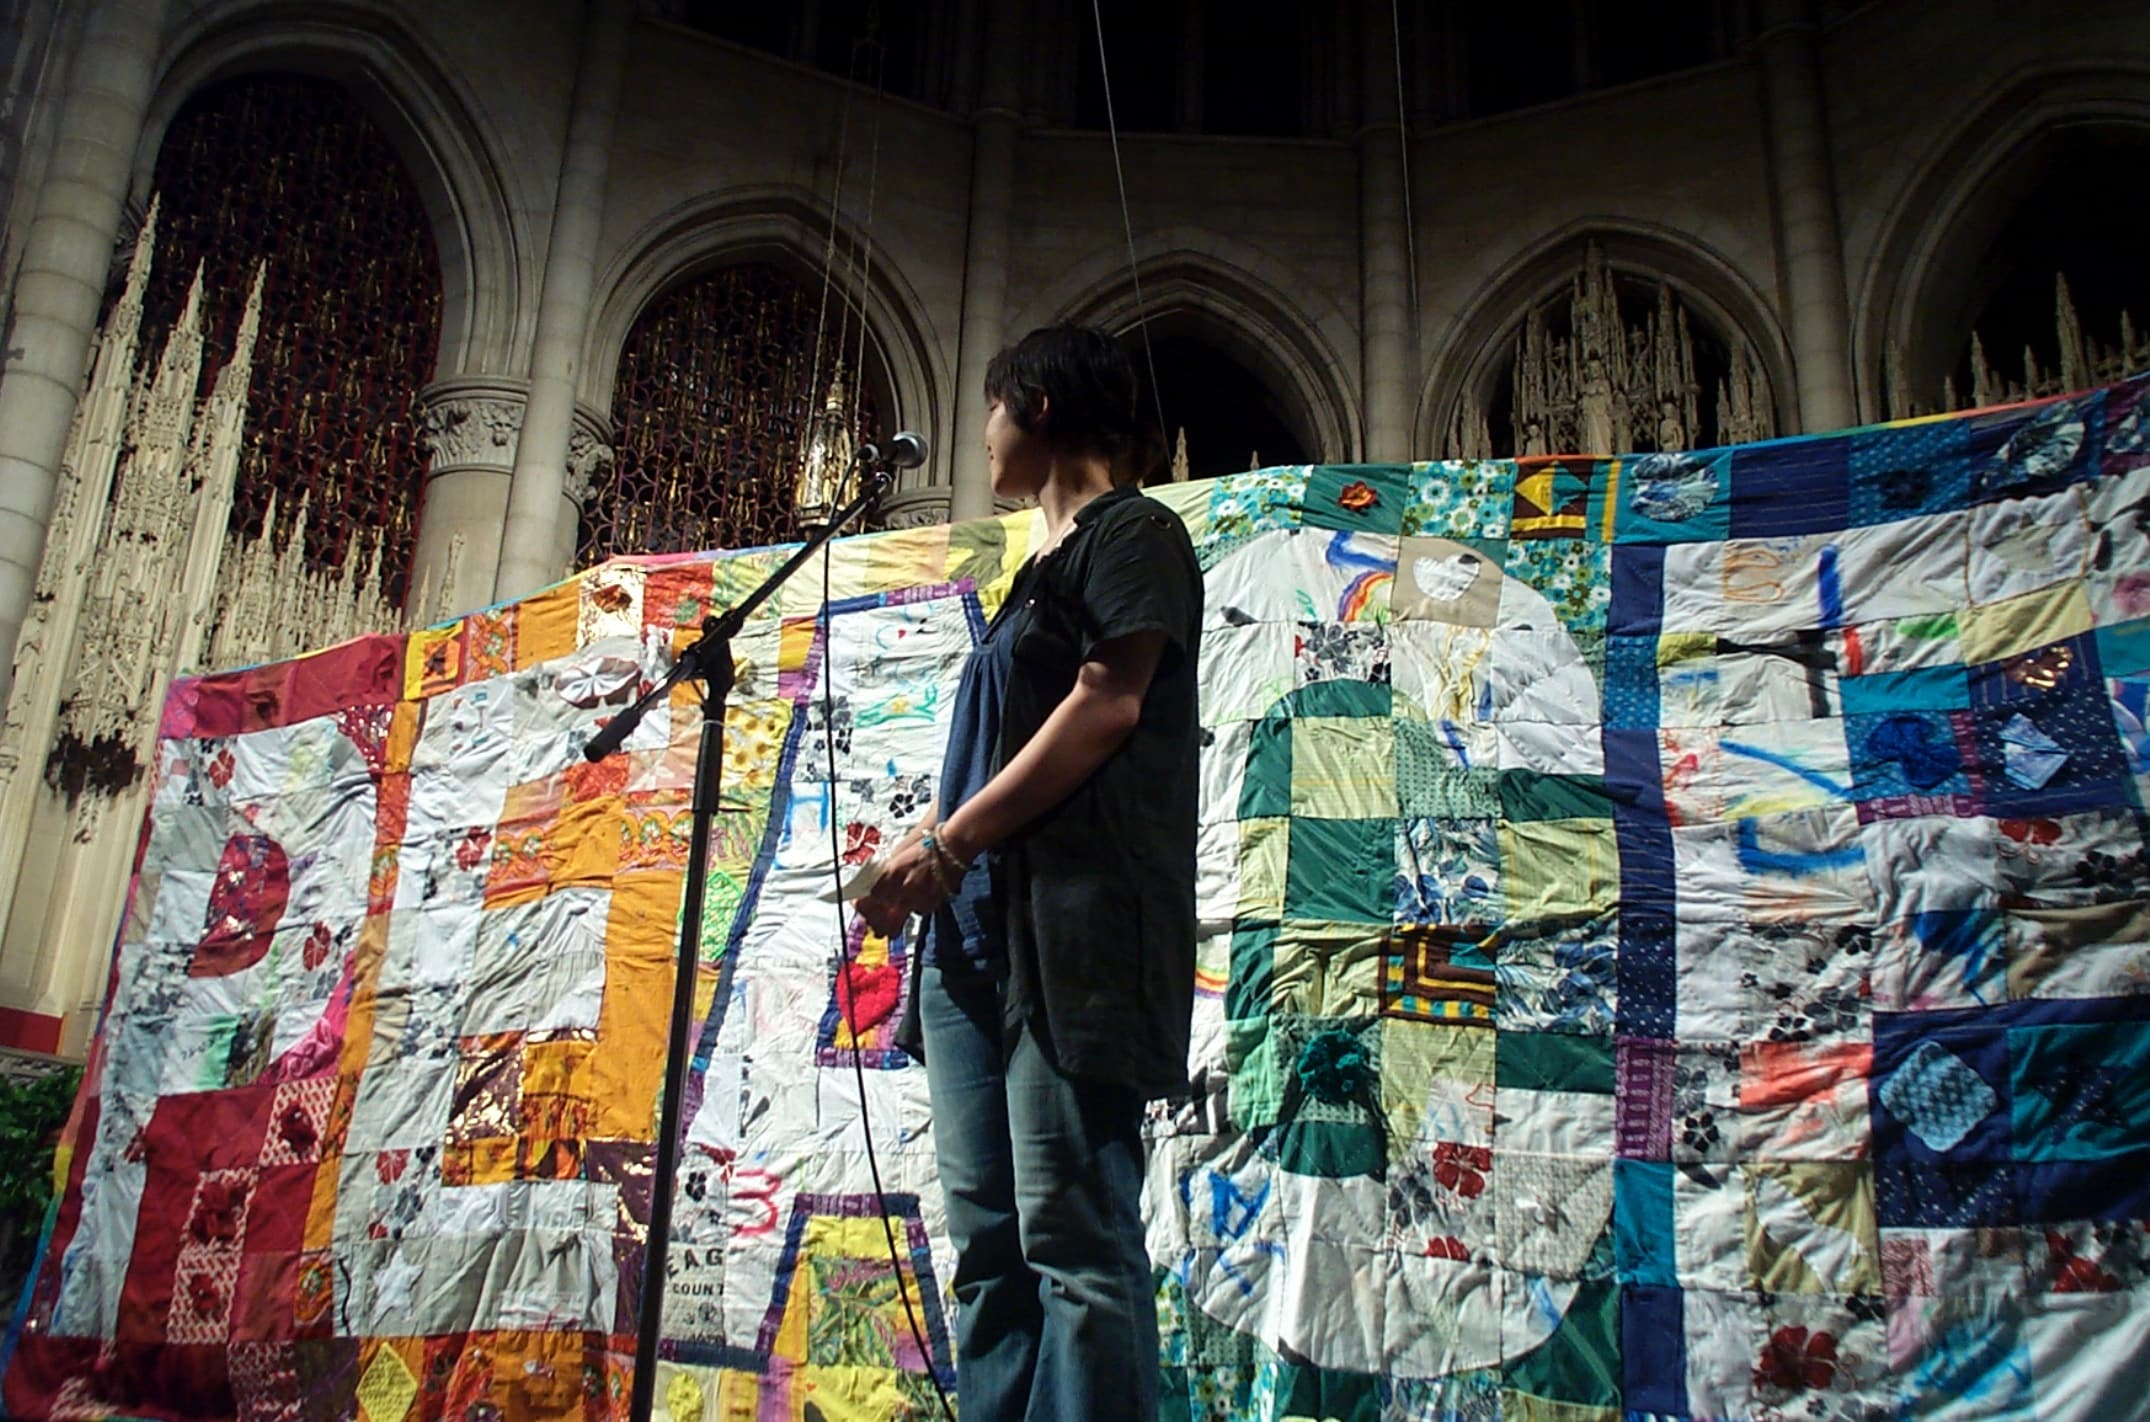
817, 856, 887, 904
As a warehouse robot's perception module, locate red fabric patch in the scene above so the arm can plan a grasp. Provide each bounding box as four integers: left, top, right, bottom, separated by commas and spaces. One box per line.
192, 835, 291, 978
837, 962, 901, 1033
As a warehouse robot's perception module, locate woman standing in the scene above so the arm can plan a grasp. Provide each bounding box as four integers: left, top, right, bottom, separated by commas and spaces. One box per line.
862, 325, 1203, 1421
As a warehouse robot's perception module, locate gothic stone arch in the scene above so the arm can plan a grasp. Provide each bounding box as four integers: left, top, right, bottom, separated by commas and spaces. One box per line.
585, 186, 946, 476
1417, 220, 1796, 457
1854, 62, 2150, 422
138, 0, 532, 379
1021, 233, 1361, 465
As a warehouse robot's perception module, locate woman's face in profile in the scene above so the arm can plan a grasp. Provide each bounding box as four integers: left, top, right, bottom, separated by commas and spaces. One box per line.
985, 396, 1048, 500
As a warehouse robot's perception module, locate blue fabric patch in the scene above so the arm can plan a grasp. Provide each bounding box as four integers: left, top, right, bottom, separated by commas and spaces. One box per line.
1730, 434, 1851, 537
1847, 415, 1975, 526
1872, 1009, 2014, 1169
1874, 1157, 2019, 1228
1613, 451, 1732, 544
1619, 1285, 1687, 1416
1614, 907, 1676, 1040
1612, 1160, 1675, 1287
1602, 637, 1660, 731
1605, 543, 1667, 638
1968, 391, 2104, 505
1846, 710, 1970, 800
1880, 1040, 2001, 1153
1973, 688, 2129, 818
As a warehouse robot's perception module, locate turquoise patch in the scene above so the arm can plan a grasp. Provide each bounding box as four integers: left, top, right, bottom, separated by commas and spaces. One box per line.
1840, 666, 1971, 716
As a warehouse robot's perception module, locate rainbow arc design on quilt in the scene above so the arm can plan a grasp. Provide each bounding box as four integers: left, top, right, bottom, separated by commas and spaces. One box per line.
10, 375, 2150, 1420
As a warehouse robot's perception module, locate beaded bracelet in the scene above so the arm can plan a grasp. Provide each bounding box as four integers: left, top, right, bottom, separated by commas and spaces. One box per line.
919, 827, 967, 895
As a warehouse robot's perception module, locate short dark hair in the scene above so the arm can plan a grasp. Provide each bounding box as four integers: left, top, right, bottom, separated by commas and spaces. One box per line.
984, 324, 1141, 464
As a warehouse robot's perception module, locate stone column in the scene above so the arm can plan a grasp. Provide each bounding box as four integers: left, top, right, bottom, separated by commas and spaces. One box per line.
1568, 0, 1597, 93
412, 378, 614, 623
1357, 0, 1412, 461
1754, 0, 1854, 432
494, 0, 631, 602
0, 0, 166, 710
1176, 0, 1205, 134
411, 378, 526, 619
946, 5, 1026, 523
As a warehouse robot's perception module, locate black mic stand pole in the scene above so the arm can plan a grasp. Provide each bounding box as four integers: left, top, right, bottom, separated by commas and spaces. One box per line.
586, 465, 893, 1422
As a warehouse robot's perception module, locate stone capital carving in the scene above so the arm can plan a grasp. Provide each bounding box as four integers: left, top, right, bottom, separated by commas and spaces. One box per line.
417, 377, 528, 474
875, 486, 954, 531
564, 419, 618, 509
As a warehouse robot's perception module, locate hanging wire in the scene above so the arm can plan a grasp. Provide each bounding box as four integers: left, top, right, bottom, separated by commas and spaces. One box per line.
805, 39, 859, 434
814, 12, 955, 1420
852, 16, 888, 442
1089, 0, 1172, 477
818, 536, 957, 1422
1390, 0, 1422, 328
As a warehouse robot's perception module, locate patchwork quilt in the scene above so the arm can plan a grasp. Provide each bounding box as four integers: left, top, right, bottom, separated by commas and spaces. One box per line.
10, 373, 2150, 1420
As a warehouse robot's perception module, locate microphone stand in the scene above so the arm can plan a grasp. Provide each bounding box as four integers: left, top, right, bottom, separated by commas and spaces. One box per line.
588, 464, 893, 1422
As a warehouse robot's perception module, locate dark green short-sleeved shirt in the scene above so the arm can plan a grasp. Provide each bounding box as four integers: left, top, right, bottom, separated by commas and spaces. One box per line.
897, 487, 1204, 1098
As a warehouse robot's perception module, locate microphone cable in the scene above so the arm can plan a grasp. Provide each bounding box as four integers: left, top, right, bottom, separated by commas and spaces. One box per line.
818, 535, 958, 1421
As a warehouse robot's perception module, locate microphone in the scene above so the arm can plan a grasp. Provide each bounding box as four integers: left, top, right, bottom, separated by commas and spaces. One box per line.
888, 431, 928, 469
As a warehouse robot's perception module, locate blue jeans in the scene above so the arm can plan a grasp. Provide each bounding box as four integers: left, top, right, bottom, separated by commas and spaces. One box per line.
918, 954, 1158, 1422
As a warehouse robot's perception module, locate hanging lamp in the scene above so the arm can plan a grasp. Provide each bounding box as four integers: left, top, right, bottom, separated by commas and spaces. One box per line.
792, 370, 856, 529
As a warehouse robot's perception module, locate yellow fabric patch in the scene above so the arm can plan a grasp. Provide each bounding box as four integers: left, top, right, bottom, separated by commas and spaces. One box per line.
1501, 818, 1620, 922
1959, 581, 2095, 665
1290, 717, 1399, 819
406, 624, 460, 699
1237, 816, 1290, 921
1267, 920, 1386, 1016
356, 1341, 419, 1422
514, 580, 582, 668
1744, 1159, 1882, 1295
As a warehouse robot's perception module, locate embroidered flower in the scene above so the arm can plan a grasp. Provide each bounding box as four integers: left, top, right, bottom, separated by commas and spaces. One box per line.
376, 1148, 409, 1184
454, 827, 493, 872
2047, 1230, 2123, 1292
190, 1178, 247, 1243
1338, 480, 1379, 512
278, 1102, 319, 1156
841, 822, 881, 866
206, 748, 236, 789
1754, 1325, 1838, 1393
303, 921, 336, 971
1423, 1234, 1470, 1261
1431, 1141, 1490, 1199
185, 1271, 224, 1316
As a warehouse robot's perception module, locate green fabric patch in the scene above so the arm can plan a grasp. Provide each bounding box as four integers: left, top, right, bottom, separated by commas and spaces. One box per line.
2010, 1019, 2150, 1161
1287, 817, 1397, 924
1304, 464, 1411, 537
1502, 1276, 1621, 1407
1499, 770, 1617, 823
1496, 1031, 1616, 1094
1237, 817, 1291, 922
2097, 616, 2150, 677
1285, 678, 1396, 720
1398, 736, 1500, 817
1241, 715, 1295, 819
1276, 1359, 1385, 1421
946, 517, 1010, 592
1226, 1017, 1283, 1127
1226, 922, 1279, 1024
